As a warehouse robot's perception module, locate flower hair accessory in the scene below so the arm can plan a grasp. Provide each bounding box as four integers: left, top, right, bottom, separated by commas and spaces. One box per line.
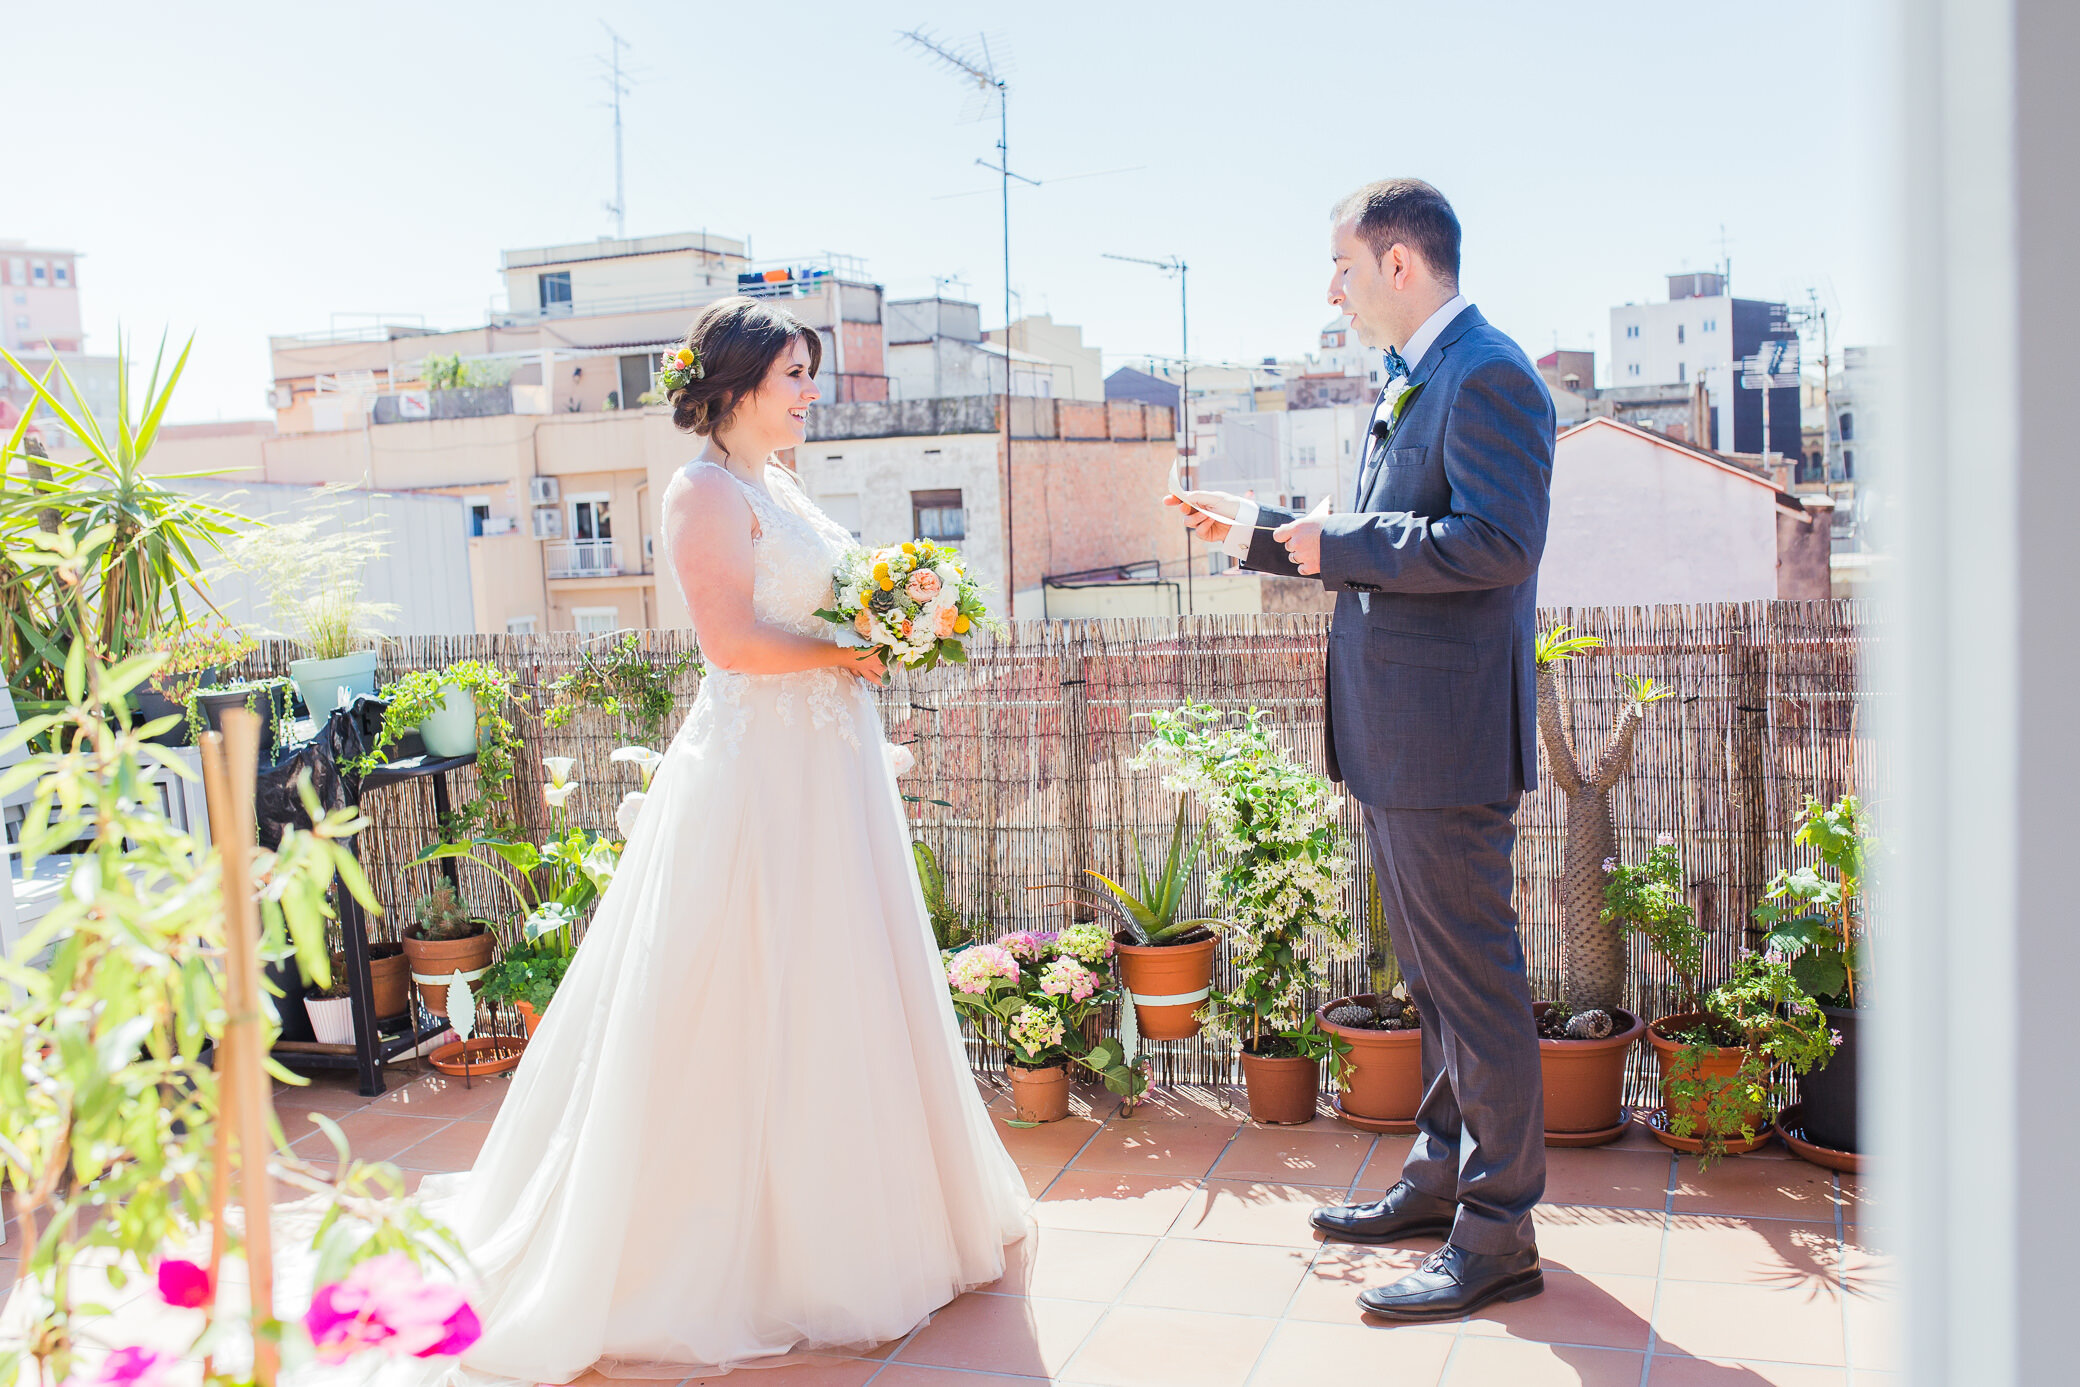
657, 344, 705, 394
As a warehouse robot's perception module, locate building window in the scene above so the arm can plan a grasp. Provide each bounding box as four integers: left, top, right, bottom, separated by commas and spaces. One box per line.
539, 271, 572, 314
468, 500, 492, 536
618, 353, 654, 406
1291, 495, 1308, 512
53, 263, 69, 286
1842, 450, 1855, 479
1676, 325, 1686, 344
1703, 318, 1717, 331
1625, 324, 1640, 339
573, 607, 620, 636
4, 259, 19, 285
1838, 411, 1855, 441
1677, 362, 1686, 383
1628, 363, 1641, 377
506, 614, 538, 635
911, 488, 965, 541
31, 263, 46, 285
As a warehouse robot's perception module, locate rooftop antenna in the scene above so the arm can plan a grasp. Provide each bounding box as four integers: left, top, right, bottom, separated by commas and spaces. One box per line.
1103, 252, 1194, 613
600, 23, 633, 240
901, 26, 1033, 616
1717, 223, 1732, 292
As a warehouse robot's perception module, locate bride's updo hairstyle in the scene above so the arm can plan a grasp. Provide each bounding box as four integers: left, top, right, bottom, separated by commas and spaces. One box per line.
667, 296, 824, 437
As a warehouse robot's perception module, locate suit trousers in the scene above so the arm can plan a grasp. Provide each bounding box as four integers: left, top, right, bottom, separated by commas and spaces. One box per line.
1361, 797, 1545, 1254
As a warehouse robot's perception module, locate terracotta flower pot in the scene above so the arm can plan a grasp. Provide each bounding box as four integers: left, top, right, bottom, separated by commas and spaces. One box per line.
1113, 932, 1217, 1041
401, 925, 496, 1015
1317, 995, 1423, 1130
1535, 1003, 1646, 1143
516, 1000, 545, 1038
367, 944, 411, 1021
1239, 1048, 1321, 1125
1648, 1012, 1769, 1139
1005, 1062, 1070, 1123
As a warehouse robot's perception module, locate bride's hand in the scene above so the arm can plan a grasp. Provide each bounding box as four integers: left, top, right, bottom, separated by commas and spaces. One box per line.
839, 645, 888, 685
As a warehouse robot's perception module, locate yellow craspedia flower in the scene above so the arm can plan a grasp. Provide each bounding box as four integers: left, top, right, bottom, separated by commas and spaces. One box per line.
676, 348, 694, 366
953, 614, 971, 634
879, 576, 896, 591
872, 560, 890, 580
901, 542, 918, 555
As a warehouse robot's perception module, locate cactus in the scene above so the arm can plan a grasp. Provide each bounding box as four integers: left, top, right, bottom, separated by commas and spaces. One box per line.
1535, 627, 1672, 1014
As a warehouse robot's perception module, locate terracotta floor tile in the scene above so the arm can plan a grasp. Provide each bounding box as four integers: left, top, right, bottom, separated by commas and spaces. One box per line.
991, 1113, 1105, 1167
368, 1073, 508, 1119
1015, 1164, 1062, 1198
894, 1292, 1105, 1377
681, 1363, 878, 1386
1284, 1244, 1443, 1326
1460, 1267, 1658, 1350
1842, 1286, 1901, 1373
1166, 1179, 1339, 1246
1441, 1336, 1644, 1386
980, 1228, 1155, 1301
288, 1110, 450, 1163
1838, 1175, 1873, 1226
1248, 1318, 1454, 1387
1210, 1125, 1373, 1185
1652, 1279, 1846, 1366
1672, 1158, 1842, 1220
1034, 1171, 1203, 1237
1068, 1120, 1234, 1177
1353, 1134, 1418, 1190
869, 1366, 1056, 1387
1541, 1148, 1676, 1210
393, 1119, 493, 1172
1121, 1085, 1247, 1124
1661, 1215, 1840, 1290
1118, 1237, 1311, 1316
1836, 1231, 1893, 1299
1060, 1304, 1275, 1387
1531, 1204, 1667, 1278
1648, 1356, 1849, 1386
1607, 1118, 1677, 1153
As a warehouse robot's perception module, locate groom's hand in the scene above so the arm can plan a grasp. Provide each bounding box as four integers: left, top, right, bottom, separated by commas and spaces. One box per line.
1165, 488, 1246, 545
1272, 513, 1325, 575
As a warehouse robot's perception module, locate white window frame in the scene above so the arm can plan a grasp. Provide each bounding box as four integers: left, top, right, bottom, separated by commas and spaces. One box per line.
505, 614, 538, 635
568, 491, 612, 542
572, 606, 620, 637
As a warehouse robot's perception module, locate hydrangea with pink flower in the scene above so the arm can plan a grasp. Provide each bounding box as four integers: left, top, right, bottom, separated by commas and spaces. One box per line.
941, 926, 1146, 1104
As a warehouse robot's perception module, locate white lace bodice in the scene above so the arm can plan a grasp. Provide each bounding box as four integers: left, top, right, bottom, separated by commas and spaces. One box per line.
670, 461, 867, 751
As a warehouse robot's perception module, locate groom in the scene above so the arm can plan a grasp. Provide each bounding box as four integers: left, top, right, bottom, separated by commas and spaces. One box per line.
1169, 178, 1555, 1320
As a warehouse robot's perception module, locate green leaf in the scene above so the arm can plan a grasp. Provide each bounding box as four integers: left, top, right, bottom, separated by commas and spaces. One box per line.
1788, 951, 1847, 1000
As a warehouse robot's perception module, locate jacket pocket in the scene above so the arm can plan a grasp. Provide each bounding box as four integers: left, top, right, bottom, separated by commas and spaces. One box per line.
1380, 445, 1428, 468
1368, 627, 1477, 672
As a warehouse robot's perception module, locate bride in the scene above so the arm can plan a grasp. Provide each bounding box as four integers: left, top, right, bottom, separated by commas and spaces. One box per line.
381, 296, 1029, 1382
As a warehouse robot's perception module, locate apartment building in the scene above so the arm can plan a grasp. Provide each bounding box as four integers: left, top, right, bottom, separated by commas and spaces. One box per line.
1608, 271, 1801, 458
0, 239, 120, 445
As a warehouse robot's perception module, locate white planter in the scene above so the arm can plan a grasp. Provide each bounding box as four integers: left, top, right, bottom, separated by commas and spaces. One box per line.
305, 995, 356, 1046
416, 683, 479, 758
288, 650, 379, 720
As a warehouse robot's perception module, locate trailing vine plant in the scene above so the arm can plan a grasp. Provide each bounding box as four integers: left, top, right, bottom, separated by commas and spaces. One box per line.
347, 660, 520, 827
542, 632, 699, 747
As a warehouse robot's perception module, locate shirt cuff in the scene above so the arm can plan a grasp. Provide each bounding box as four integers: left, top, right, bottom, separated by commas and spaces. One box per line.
1219, 498, 1259, 558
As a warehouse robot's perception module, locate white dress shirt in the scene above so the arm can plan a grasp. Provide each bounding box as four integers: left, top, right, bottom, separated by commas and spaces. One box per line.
1217, 294, 1471, 557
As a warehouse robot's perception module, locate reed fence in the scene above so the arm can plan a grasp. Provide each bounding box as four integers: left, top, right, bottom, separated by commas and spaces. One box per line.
245, 600, 1873, 1106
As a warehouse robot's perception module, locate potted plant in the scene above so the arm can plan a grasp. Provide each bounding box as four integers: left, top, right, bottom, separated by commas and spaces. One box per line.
1754, 793, 1870, 1156
305, 951, 357, 1046
399, 881, 497, 1017
1133, 703, 1360, 1124
1317, 988, 1423, 1131
1646, 953, 1837, 1167
410, 757, 626, 1030
1530, 626, 1668, 1141
1037, 795, 1224, 1041
351, 659, 520, 827
228, 486, 399, 719
185, 674, 297, 756
367, 938, 412, 1022
542, 631, 700, 747
131, 622, 255, 746
945, 922, 1146, 1122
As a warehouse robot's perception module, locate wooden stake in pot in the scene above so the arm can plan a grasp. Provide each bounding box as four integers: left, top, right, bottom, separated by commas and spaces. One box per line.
200, 711, 280, 1387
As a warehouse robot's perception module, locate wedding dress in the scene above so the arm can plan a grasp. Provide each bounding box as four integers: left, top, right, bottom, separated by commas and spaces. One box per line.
306, 460, 1029, 1383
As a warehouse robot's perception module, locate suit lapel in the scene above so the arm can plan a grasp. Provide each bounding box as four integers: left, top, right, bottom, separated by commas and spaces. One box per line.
1356, 306, 1487, 511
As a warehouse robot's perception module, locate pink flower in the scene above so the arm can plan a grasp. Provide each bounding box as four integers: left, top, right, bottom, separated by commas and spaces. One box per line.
63, 1348, 180, 1387
1040, 957, 1100, 1001
304, 1254, 483, 1364
155, 1258, 211, 1308
1656, 832, 1675, 847
946, 944, 1020, 994
1829, 1029, 1845, 1046
934, 605, 960, 637
907, 569, 942, 602
997, 931, 1047, 962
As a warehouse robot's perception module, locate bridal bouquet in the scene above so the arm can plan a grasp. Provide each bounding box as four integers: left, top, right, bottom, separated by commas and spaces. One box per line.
815, 539, 996, 671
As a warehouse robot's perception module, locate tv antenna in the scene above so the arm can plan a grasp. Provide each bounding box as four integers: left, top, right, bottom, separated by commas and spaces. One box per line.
600, 23, 634, 239
900, 26, 1033, 615
1103, 253, 1195, 611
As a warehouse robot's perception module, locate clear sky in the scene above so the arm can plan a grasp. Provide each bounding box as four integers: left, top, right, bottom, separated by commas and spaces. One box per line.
13, 0, 1886, 424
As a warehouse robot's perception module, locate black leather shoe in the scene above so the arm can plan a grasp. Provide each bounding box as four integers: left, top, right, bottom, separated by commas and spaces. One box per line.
1356, 1243, 1544, 1322
1309, 1181, 1456, 1244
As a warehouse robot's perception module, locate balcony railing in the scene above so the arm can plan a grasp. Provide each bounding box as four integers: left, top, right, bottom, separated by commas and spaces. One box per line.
546, 539, 622, 578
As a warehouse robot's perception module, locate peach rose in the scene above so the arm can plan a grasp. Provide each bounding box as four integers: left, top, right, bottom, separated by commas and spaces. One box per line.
906, 570, 941, 602
935, 605, 960, 637
853, 611, 873, 637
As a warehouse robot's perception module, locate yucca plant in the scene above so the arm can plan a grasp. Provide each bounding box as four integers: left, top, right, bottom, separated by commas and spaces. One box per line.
1036, 798, 1222, 946
1535, 625, 1674, 1013
0, 334, 252, 702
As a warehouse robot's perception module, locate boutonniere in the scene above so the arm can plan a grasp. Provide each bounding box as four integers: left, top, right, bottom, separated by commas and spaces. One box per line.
1385, 379, 1424, 428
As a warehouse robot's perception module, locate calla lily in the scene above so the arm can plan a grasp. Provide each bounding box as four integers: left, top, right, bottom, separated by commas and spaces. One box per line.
544, 782, 579, 809
522, 901, 577, 944
542, 756, 577, 788
616, 789, 647, 837
610, 744, 665, 790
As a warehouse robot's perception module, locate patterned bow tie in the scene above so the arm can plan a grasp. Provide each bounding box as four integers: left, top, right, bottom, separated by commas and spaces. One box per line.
1382, 346, 1410, 382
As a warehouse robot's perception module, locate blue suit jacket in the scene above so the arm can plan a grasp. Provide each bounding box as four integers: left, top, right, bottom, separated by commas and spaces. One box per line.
1242, 306, 1555, 809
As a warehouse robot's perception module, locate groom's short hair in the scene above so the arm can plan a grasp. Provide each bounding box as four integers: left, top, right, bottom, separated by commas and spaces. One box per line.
1333, 179, 1461, 286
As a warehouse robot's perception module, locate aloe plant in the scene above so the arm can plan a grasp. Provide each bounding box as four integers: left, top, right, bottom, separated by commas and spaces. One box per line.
1535, 626, 1673, 1013
1037, 798, 1222, 946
